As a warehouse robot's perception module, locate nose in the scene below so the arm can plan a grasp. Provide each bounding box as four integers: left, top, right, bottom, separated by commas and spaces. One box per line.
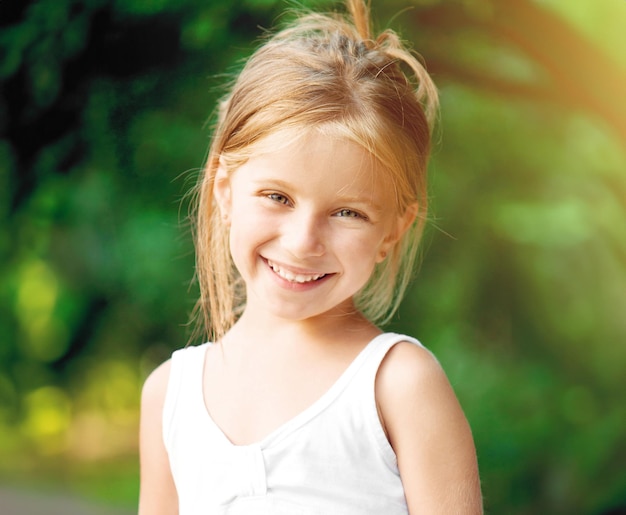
281, 210, 326, 258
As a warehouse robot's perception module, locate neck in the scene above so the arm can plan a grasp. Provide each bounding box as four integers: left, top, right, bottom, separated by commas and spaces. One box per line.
225, 304, 379, 350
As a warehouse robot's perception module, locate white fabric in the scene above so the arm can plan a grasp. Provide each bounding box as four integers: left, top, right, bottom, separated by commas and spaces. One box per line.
163, 332, 426, 515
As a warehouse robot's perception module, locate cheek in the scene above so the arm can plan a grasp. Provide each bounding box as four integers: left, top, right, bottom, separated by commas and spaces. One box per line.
338, 232, 384, 269
227, 221, 255, 269
228, 230, 244, 273
227, 210, 272, 266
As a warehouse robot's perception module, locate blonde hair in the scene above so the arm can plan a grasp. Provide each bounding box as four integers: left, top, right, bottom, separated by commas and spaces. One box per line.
191, 0, 438, 342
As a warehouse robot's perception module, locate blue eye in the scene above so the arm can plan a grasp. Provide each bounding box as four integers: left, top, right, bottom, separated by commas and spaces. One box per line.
336, 208, 363, 219
268, 193, 290, 205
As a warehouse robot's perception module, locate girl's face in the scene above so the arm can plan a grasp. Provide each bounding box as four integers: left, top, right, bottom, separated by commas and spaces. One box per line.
214, 129, 413, 324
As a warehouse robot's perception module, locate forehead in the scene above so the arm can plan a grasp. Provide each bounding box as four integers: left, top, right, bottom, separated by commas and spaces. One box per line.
238, 128, 389, 195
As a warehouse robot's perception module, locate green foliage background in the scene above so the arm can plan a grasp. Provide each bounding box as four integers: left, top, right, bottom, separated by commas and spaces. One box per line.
1, 0, 625, 513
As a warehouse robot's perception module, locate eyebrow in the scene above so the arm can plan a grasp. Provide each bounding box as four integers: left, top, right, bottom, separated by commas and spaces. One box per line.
252, 178, 292, 189
335, 179, 385, 213
337, 195, 384, 213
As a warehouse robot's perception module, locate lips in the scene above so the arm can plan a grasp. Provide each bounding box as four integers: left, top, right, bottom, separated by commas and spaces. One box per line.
266, 259, 327, 284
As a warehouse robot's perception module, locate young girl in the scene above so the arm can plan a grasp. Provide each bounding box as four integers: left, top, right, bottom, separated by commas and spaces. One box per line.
139, 0, 482, 513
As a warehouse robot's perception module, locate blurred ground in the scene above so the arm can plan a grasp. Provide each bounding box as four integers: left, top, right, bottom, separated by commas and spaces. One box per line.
0, 486, 135, 515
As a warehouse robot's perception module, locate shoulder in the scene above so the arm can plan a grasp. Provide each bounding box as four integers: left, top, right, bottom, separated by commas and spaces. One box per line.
138, 358, 180, 514
377, 339, 442, 394
140, 360, 174, 452
376, 340, 483, 513
141, 358, 173, 410
376, 340, 454, 436
141, 344, 207, 404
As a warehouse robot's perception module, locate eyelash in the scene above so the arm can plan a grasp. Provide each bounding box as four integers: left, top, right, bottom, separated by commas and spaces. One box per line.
267, 192, 291, 205
335, 208, 366, 220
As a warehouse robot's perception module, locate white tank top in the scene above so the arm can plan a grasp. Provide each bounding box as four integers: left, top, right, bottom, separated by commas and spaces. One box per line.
163, 332, 426, 515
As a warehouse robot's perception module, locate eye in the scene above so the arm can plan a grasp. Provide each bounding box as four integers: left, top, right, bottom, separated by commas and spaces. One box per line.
335, 208, 366, 220
267, 192, 290, 205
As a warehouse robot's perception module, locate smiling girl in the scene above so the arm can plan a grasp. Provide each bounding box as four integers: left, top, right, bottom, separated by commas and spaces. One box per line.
138, 1, 482, 513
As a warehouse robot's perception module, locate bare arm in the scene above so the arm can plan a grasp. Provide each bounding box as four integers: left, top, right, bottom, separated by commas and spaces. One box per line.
376, 342, 483, 514
138, 360, 179, 515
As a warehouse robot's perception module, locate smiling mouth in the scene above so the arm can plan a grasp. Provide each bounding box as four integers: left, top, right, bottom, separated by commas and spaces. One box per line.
267, 260, 328, 284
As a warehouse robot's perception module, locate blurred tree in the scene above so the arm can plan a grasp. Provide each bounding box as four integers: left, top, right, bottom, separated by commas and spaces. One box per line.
406, 0, 626, 143
0, 0, 624, 513
380, 1, 626, 513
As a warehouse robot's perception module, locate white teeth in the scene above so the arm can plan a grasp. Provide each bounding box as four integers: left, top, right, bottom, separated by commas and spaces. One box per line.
267, 260, 325, 283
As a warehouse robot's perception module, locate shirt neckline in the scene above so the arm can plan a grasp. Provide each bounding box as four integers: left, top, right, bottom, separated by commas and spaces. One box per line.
198, 332, 390, 450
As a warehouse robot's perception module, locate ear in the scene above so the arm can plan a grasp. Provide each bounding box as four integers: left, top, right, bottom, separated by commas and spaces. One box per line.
213, 159, 232, 225
376, 203, 418, 263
